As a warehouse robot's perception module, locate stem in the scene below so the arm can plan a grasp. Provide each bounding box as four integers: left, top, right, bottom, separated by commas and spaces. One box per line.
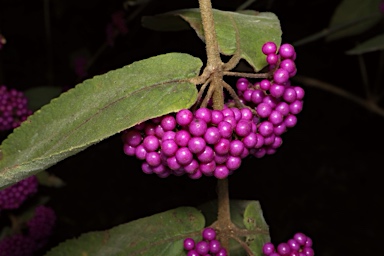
357, 53, 370, 100
216, 178, 231, 250
198, 0, 222, 70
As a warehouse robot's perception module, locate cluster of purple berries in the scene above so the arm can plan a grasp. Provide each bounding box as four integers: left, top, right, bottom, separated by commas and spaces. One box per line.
183, 227, 227, 256
27, 205, 57, 250
262, 233, 314, 256
0, 176, 38, 210
0, 206, 56, 256
0, 85, 32, 131
234, 42, 303, 157
122, 42, 303, 178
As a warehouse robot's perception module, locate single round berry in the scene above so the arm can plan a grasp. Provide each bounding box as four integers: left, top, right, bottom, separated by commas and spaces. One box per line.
214, 165, 229, 179
175, 130, 191, 147
160, 115, 177, 131
123, 130, 142, 147
202, 227, 216, 241
142, 135, 159, 152
262, 42, 277, 55
279, 43, 295, 59
262, 242, 275, 255
280, 59, 296, 73
277, 242, 291, 255
269, 84, 285, 98
273, 68, 290, 84
204, 126, 221, 144
176, 109, 193, 126
189, 118, 208, 137
211, 110, 224, 125
195, 108, 212, 123
260, 79, 271, 90
161, 139, 178, 156
195, 240, 209, 255
236, 78, 249, 92
266, 53, 279, 65
188, 137, 206, 154
209, 239, 221, 254
183, 238, 195, 251
175, 147, 193, 165
293, 232, 307, 246
256, 103, 272, 118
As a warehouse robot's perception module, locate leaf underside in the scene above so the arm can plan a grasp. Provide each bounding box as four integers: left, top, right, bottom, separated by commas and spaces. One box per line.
0, 53, 202, 189
45, 207, 205, 256
143, 8, 282, 72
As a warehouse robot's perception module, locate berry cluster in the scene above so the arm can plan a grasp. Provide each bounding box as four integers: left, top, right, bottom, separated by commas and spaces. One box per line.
0, 206, 56, 256
122, 42, 303, 178
262, 233, 314, 256
27, 205, 57, 250
183, 227, 227, 256
0, 85, 32, 131
0, 176, 38, 210
0, 234, 36, 256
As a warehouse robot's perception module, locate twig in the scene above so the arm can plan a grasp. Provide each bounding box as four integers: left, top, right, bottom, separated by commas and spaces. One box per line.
293, 75, 384, 118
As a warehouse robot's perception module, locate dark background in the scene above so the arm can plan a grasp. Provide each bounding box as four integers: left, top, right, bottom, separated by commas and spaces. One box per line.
1, 0, 383, 255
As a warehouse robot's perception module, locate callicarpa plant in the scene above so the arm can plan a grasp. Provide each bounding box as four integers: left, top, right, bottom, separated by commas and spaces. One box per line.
0, 0, 312, 255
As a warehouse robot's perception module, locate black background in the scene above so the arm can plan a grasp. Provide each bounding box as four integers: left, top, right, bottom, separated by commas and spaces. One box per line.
1, 0, 383, 255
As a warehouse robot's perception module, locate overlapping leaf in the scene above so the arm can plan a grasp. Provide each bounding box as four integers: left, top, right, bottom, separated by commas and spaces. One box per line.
198, 200, 270, 255
326, 0, 382, 41
143, 9, 282, 72
45, 207, 205, 256
0, 53, 202, 189
346, 33, 384, 54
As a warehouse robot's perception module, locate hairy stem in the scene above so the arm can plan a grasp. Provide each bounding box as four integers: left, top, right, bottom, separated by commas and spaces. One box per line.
198, 0, 222, 70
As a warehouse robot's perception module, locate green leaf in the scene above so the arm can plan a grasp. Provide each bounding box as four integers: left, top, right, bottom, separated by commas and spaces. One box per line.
346, 34, 384, 54
45, 206, 205, 256
198, 200, 270, 256
0, 53, 201, 189
24, 86, 63, 112
243, 201, 270, 256
143, 9, 282, 72
326, 0, 382, 42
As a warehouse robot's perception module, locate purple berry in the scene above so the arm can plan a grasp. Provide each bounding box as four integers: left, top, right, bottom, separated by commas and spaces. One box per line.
176, 109, 193, 126
189, 118, 207, 137
175, 130, 191, 147
262, 42, 277, 55
214, 165, 229, 179
211, 110, 224, 125
209, 239, 221, 254
293, 232, 307, 246
142, 135, 159, 152
175, 147, 193, 165
202, 227, 216, 241
274, 68, 290, 84
277, 242, 291, 255
195, 240, 209, 255
183, 238, 195, 251
266, 53, 279, 65
279, 43, 295, 59
161, 139, 178, 156
160, 115, 177, 131
204, 127, 221, 144
262, 242, 275, 255
195, 108, 212, 123
236, 78, 249, 92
